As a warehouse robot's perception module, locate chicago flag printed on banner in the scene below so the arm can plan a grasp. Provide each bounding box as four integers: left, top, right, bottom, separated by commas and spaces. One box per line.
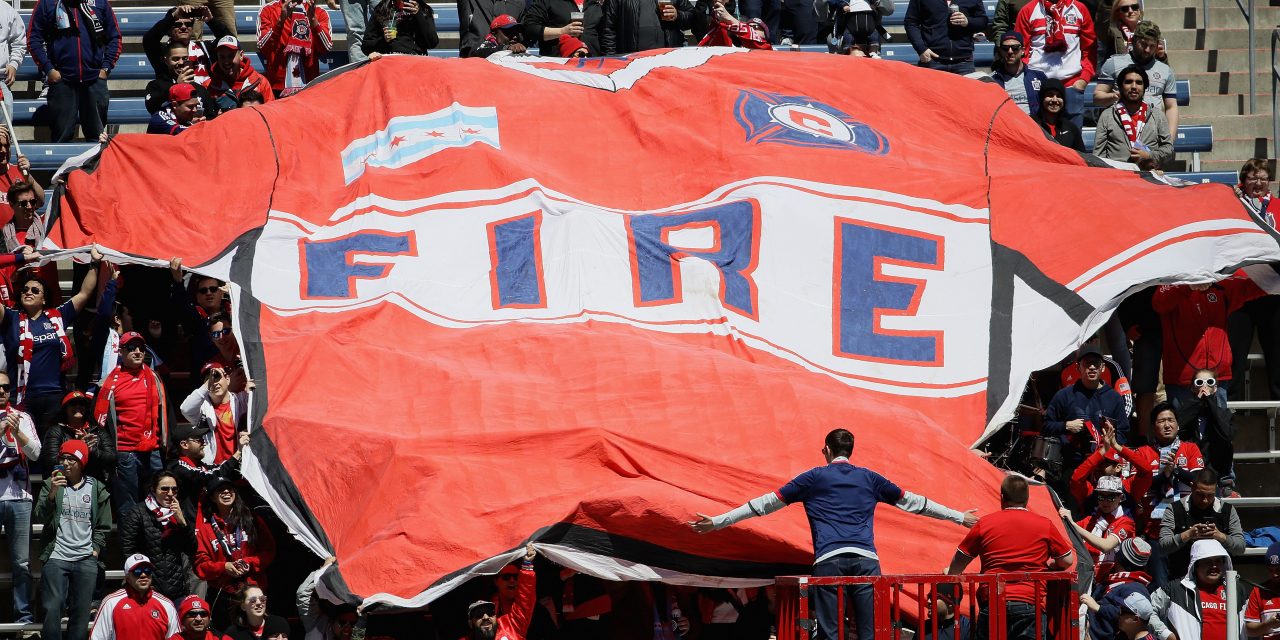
45, 49, 1280, 610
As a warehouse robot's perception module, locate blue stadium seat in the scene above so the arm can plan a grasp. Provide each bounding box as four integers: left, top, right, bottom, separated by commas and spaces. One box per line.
11, 98, 152, 126
1081, 124, 1212, 170
1165, 171, 1238, 185
793, 42, 994, 64
22, 143, 97, 171
17, 51, 356, 81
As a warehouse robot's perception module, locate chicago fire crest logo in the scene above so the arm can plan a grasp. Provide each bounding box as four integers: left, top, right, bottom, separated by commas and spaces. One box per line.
734, 89, 890, 155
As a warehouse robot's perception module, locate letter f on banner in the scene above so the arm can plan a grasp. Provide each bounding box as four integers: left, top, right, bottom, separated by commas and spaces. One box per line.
300, 231, 417, 299
834, 219, 944, 365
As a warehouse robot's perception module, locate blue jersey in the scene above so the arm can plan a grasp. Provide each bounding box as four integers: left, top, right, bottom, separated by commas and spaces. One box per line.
3, 300, 78, 396
777, 460, 903, 559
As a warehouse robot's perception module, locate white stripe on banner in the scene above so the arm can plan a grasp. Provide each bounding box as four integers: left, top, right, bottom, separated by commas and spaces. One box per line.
339, 103, 500, 184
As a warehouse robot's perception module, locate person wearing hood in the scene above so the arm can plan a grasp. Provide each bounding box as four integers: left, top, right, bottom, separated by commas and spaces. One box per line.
1149, 539, 1248, 640
208, 36, 275, 111
1032, 78, 1084, 151
1244, 542, 1280, 639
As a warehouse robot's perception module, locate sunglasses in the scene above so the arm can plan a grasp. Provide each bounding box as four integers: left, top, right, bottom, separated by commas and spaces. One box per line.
13, 200, 36, 209
197, 286, 221, 294
130, 566, 155, 577
20, 286, 43, 295
185, 611, 210, 619
998, 44, 1022, 51
123, 343, 146, 353
174, 19, 195, 26
1117, 4, 1140, 11
246, 596, 268, 605
210, 328, 232, 339
1096, 493, 1123, 500
209, 370, 225, 381
1194, 377, 1217, 387
157, 486, 178, 493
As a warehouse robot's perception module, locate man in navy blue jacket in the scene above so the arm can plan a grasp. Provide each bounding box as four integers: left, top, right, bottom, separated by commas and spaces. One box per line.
1042, 345, 1130, 509
27, 0, 121, 142
904, 0, 987, 74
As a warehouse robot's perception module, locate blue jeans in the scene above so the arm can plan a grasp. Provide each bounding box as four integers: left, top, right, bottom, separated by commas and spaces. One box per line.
976, 601, 1047, 640
46, 77, 109, 143
342, 0, 372, 62
0, 500, 32, 622
738, 0, 781, 42
113, 450, 163, 517
42, 556, 98, 640
813, 555, 880, 640
1064, 86, 1084, 131
924, 58, 976, 74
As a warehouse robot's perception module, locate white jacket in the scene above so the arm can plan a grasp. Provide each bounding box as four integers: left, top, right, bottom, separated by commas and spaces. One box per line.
1149, 539, 1247, 640
179, 386, 249, 466
0, 1, 24, 72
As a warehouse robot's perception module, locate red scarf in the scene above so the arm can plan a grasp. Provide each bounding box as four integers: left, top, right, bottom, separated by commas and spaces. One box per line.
1040, 0, 1068, 52
282, 4, 315, 57
1116, 101, 1148, 147
16, 307, 73, 407
0, 405, 25, 469
1120, 23, 1134, 51
145, 494, 180, 537
98, 365, 160, 445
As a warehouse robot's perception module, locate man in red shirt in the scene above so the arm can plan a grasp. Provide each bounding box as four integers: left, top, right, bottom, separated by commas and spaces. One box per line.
168, 595, 218, 640
463, 544, 537, 640
90, 554, 180, 640
1245, 542, 1280, 639
945, 476, 1074, 640
1149, 540, 1247, 640
94, 332, 169, 518
1061, 475, 1136, 566
1152, 279, 1262, 409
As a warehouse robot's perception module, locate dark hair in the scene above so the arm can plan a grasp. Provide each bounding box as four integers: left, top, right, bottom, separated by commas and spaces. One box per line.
188, 276, 227, 299
1000, 475, 1029, 506
824, 429, 854, 458
1150, 401, 1175, 427
14, 272, 51, 310
237, 90, 265, 107
202, 484, 258, 543
1239, 158, 1271, 185
1117, 64, 1149, 92
207, 311, 233, 329
166, 39, 188, 53
150, 470, 178, 495
1192, 467, 1219, 488
7, 181, 40, 209
232, 583, 267, 626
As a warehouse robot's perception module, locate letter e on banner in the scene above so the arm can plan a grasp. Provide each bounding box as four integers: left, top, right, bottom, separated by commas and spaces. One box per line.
833, 219, 944, 366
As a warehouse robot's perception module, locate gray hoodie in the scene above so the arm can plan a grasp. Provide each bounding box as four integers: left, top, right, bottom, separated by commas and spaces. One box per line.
1149, 539, 1248, 640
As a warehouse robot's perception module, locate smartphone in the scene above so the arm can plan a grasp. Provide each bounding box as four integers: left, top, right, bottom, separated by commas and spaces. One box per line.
52, 464, 65, 478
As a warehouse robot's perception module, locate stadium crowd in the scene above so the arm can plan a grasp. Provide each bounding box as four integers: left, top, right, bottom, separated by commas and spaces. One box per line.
0, 0, 1267, 636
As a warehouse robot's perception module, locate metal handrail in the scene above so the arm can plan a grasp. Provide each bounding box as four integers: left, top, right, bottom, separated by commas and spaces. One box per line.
1273, 29, 1280, 158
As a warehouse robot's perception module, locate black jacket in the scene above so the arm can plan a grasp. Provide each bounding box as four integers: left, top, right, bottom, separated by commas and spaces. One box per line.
362, 4, 440, 55
600, 0, 692, 54
167, 455, 241, 523
41, 422, 116, 484
904, 0, 988, 61
141, 9, 230, 82
119, 501, 196, 602
458, 0, 527, 57
1034, 113, 1085, 152
523, 0, 605, 56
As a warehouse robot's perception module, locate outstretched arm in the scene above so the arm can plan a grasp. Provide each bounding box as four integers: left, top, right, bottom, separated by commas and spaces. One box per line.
1059, 508, 1121, 553
688, 492, 785, 533
895, 491, 979, 527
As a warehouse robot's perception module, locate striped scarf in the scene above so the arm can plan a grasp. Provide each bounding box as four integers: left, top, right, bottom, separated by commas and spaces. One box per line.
1116, 101, 1148, 147
145, 494, 180, 536
98, 365, 160, 449
16, 308, 73, 407
1040, 0, 1068, 52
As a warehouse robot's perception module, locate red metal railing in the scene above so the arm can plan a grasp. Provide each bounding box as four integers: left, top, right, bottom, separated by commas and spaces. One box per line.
775, 571, 1077, 640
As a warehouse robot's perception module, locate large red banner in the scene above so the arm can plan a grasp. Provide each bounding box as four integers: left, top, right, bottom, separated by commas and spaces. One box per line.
46, 50, 1280, 609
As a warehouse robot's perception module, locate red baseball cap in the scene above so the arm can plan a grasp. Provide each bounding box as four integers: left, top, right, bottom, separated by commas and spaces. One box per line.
168, 82, 197, 103
120, 331, 146, 347
61, 390, 91, 408
490, 14, 519, 30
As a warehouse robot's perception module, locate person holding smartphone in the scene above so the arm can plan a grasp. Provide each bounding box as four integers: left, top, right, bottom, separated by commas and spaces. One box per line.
1158, 467, 1246, 581
193, 477, 275, 612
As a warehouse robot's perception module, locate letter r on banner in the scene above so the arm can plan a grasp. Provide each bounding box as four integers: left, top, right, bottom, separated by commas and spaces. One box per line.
300, 231, 416, 299
627, 200, 761, 319
834, 219, 944, 365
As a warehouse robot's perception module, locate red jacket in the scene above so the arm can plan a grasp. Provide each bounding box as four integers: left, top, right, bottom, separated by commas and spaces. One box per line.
256, 0, 333, 92
461, 567, 536, 640
90, 588, 180, 640
1151, 278, 1263, 385
1069, 447, 1150, 507
1118, 441, 1203, 537
193, 506, 275, 594
208, 58, 275, 102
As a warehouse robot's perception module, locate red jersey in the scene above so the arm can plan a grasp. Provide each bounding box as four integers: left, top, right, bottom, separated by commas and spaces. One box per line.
212, 400, 236, 463
168, 633, 223, 640
1245, 581, 1280, 640
1152, 280, 1263, 386
1200, 585, 1230, 640
1069, 448, 1147, 506
1119, 442, 1203, 537
1075, 509, 1135, 562
108, 368, 158, 451
0, 164, 25, 227
459, 567, 537, 640
90, 588, 180, 640
956, 508, 1073, 604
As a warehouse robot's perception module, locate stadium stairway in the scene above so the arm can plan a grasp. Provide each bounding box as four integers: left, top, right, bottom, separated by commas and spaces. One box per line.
1144, 0, 1280, 173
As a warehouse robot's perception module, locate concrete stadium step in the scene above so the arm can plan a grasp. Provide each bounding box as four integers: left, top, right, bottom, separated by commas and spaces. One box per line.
1182, 70, 1272, 94
1186, 92, 1258, 114
1158, 48, 1275, 72
1181, 112, 1273, 137
1197, 135, 1272, 158
1162, 27, 1256, 50
1143, 5, 1280, 29
1200, 157, 1273, 171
